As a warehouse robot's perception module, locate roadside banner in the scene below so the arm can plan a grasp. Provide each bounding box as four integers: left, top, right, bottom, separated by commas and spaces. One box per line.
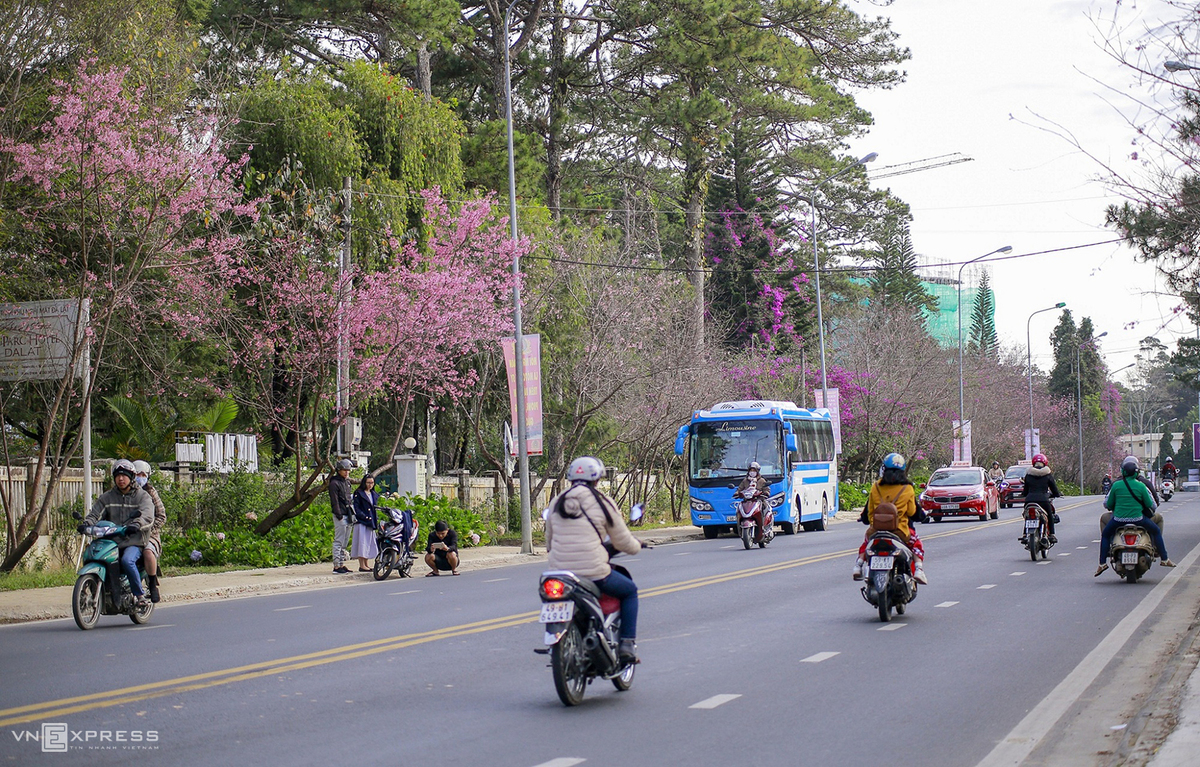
813, 388, 842, 455
501, 334, 544, 456
1024, 428, 1041, 461
1193, 423, 1200, 463
0, 299, 89, 381
953, 420, 973, 465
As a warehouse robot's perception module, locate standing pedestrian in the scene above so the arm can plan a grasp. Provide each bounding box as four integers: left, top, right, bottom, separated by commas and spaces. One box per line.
132, 460, 166, 603
329, 459, 354, 574
351, 475, 380, 572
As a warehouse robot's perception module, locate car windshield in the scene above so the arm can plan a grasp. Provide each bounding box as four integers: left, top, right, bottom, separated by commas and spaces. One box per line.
929, 469, 983, 487
1005, 466, 1026, 479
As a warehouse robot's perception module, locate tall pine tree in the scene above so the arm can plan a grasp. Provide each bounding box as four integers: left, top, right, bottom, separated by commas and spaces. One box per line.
967, 270, 998, 358
867, 221, 937, 317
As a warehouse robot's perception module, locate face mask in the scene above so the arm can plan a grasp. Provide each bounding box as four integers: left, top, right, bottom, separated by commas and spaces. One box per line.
748, 470, 757, 477
135, 476, 148, 487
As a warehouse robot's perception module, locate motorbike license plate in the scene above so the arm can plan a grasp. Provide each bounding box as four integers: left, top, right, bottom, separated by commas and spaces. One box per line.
539, 602, 574, 623
869, 556, 894, 570
941, 503, 960, 510
1025, 519, 1039, 530
1121, 552, 1139, 565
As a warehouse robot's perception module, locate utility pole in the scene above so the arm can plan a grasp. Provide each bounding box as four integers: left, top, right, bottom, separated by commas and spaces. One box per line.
336, 176, 352, 456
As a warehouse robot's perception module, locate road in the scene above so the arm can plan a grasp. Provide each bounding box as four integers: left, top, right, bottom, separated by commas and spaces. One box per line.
2, 493, 1200, 766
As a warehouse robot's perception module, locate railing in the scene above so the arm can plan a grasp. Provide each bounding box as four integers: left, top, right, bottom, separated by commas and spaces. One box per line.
0, 465, 106, 533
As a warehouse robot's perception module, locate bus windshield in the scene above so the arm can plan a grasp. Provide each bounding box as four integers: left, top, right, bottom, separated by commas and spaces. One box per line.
689, 420, 784, 480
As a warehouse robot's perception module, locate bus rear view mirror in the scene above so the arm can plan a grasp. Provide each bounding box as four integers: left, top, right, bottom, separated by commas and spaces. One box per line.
785, 434, 798, 453
674, 425, 689, 456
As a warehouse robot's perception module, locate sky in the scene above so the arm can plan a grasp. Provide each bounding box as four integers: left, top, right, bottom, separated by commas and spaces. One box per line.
845, 0, 1194, 383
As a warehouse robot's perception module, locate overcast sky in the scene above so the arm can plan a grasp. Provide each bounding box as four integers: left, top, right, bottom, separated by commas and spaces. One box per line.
846, 0, 1191, 383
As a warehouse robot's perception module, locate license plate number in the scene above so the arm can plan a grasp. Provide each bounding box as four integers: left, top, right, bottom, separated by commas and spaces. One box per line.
1121, 552, 1139, 565
1025, 519, 1039, 530
869, 556, 894, 570
539, 602, 574, 623
941, 503, 959, 510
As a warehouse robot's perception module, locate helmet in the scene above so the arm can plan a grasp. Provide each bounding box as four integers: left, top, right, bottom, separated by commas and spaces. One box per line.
336, 459, 353, 471
132, 460, 152, 476
112, 459, 136, 480
991, 461, 1000, 468
567, 456, 605, 483
749, 461, 761, 472
1032, 453, 1048, 467
1164, 456, 1175, 464
882, 453, 907, 470
1121, 455, 1140, 475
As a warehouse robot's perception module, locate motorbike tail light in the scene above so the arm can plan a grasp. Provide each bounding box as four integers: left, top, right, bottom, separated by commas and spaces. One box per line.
542, 579, 567, 599
1123, 534, 1138, 546
1025, 508, 1037, 520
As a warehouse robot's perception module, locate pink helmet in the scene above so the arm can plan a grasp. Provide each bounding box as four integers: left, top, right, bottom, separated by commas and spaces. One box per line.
1032, 453, 1048, 467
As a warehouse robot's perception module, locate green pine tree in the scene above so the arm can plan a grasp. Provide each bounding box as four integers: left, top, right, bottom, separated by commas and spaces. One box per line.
967, 270, 998, 358
867, 221, 937, 317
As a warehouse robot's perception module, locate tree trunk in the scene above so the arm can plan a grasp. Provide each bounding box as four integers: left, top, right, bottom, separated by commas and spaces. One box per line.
417, 43, 432, 97
254, 469, 327, 534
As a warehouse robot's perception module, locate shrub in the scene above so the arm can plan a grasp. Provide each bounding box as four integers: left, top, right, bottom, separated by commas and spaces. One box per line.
379, 493, 491, 546
839, 481, 870, 512
161, 508, 334, 568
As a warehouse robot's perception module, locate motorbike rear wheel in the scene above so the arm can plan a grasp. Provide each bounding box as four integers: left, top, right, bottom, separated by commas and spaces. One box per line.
1028, 531, 1039, 562
551, 622, 588, 706
1124, 568, 1140, 584
72, 573, 102, 630
741, 527, 753, 550
878, 586, 891, 623
374, 548, 397, 581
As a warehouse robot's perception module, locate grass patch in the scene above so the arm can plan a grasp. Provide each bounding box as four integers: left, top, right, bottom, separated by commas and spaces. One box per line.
0, 570, 76, 591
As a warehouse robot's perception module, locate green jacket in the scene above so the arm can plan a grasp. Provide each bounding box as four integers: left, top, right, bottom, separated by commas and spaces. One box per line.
1104, 475, 1157, 520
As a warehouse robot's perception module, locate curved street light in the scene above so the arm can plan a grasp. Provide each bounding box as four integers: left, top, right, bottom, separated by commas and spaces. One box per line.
811, 152, 878, 410
957, 245, 1012, 447
1027, 302, 1067, 454
1165, 60, 1200, 72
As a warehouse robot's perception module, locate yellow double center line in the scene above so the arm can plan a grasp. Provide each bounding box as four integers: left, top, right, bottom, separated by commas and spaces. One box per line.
0, 499, 1095, 727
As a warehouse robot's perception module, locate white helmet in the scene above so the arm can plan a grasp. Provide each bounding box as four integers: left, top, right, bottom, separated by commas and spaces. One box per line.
749, 461, 761, 472
132, 460, 152, 476
567, 456, 604, 483
112, 458, 137, 480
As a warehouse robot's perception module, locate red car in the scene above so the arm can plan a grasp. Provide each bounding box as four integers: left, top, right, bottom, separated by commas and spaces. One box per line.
918, 466, 1000, 522
998, 465, 1027, 508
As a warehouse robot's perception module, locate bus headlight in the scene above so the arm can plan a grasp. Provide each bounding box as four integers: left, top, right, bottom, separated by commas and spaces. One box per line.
690, 498, 713, 511
768, 493, 785, 508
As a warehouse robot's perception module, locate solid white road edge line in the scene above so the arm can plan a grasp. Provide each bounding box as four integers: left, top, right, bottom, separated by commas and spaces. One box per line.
800, 652, 840, 663
973, 537, 1200, 767
689, 694, 742, 709
530, 759, 586, 767
128, 624, 174, 631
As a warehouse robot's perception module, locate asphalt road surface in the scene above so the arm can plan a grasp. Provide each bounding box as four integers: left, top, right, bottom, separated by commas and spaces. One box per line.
3, 493, 1200, 766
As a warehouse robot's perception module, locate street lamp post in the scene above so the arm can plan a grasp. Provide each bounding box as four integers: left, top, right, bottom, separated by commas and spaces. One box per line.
503, 0, 533, 554
810, 152, 877, 409
956, 245, 1011, 448
1077, 331, 1107, 493
1027, 302, 1067, 453
1165, 60, 1200, 72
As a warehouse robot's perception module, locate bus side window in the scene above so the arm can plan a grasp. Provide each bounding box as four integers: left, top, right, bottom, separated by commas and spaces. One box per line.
819, 420, 834, 461
802, 421, 816, 462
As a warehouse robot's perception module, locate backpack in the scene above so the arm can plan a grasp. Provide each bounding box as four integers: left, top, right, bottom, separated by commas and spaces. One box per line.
871, 487, 905, 532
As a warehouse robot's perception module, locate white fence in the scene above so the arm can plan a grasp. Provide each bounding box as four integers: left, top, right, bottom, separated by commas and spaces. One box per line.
0, 463, 106, 534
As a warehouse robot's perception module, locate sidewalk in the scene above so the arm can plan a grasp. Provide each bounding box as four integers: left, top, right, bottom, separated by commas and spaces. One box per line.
0, 524, 709, 624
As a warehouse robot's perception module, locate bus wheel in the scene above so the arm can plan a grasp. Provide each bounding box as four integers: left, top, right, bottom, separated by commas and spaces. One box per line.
702, 525, 719, 540
810, 496, 828, 532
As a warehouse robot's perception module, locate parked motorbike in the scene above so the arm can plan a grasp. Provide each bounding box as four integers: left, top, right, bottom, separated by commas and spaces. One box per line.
1160, 479, 1175, 502
734, 488, 774, 550
536, 504, 646, 706
70, 513, 153, 630
373, 507, 419, 580
860, 531, 917, 622
1020, 503, 1055, 561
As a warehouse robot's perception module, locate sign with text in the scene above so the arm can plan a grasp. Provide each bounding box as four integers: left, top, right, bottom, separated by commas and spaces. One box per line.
813, 388, 842, 455
1024, 428, 1041, 462
501, 334, 544, 456
0, 299, 89, 381
953, 419, 973, 465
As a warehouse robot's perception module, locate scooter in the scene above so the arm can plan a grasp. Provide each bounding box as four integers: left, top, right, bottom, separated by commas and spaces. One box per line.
71, 513, 153, 630
1160, 479, 1174, 502
860, 531, 917, 622
734, 488, 774, 550
536, 504, 646, 706
1100, 512, 1163, 583
1020, 503, 1055, 561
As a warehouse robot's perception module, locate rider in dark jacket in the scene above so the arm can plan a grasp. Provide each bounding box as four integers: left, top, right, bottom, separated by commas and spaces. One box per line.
1021, 453, 1062, 544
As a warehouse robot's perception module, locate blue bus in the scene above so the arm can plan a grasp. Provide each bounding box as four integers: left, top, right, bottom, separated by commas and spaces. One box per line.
674, 400, 838, 538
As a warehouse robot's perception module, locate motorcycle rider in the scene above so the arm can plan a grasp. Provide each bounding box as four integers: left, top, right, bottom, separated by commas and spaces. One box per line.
545, 456, 645, 665
80, 459, 156, 607
1161, 457, 1178, 483
735, 461, 771, 543
988, 461, 1005, 482
1020, 453, 1061, 545
853, 453, 927, 585
1096, 455, 1175, 576
1101, 473, 1113, 494
131, 460, 167, 603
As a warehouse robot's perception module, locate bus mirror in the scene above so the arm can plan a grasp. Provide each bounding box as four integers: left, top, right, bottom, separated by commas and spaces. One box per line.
674, 425, 689, 456
785, 434, 798, 453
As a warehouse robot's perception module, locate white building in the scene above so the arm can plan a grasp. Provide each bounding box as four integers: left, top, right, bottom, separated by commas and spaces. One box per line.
1117, 432, 1183, 466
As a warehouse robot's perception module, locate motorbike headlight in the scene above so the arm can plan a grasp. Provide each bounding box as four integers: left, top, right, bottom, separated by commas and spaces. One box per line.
690, 497, 713, 511
768, 493, 785, 508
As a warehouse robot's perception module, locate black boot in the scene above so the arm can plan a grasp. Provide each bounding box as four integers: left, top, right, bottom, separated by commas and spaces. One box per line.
618, 639, 639, 665
147, 574, 161, 603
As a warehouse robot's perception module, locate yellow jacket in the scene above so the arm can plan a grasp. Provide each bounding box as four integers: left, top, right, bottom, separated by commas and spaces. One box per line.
867, 481, 917, 540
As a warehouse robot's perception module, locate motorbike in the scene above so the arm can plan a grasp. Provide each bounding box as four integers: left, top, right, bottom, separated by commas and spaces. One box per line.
1021, 503, 1055, 561
1101, 476, 1113, 495
1161, 478, 1175, 502
70, 513, 153, 630
860, 531, 917, 622
1100, 512, 1163, 583
536, 504, 646, 706
373, 507, 420, 580
733, 488, 774, 550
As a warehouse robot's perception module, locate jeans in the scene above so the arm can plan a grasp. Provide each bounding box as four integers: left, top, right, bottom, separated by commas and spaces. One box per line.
119, 546, 144, 596
1100, 516, 1167, 563
595, 569, 638, 640
333, 516, 352, 568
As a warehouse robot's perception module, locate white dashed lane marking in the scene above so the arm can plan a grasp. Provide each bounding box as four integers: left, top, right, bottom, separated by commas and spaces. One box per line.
484, 578, 509, 583
274, 605, 310, 612
389, 590, 419, 595
1011, 572, 1026, 576
690, 694, 742, 709
531, 759, 586, 767
977, 584, 997, 590
878, 623, 906, 631
801, 652, 840, 663
1077, 546, 1089, 550
1058, 553, 1071, 557
935, 601, 959, 608
129, 624, 173, 631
